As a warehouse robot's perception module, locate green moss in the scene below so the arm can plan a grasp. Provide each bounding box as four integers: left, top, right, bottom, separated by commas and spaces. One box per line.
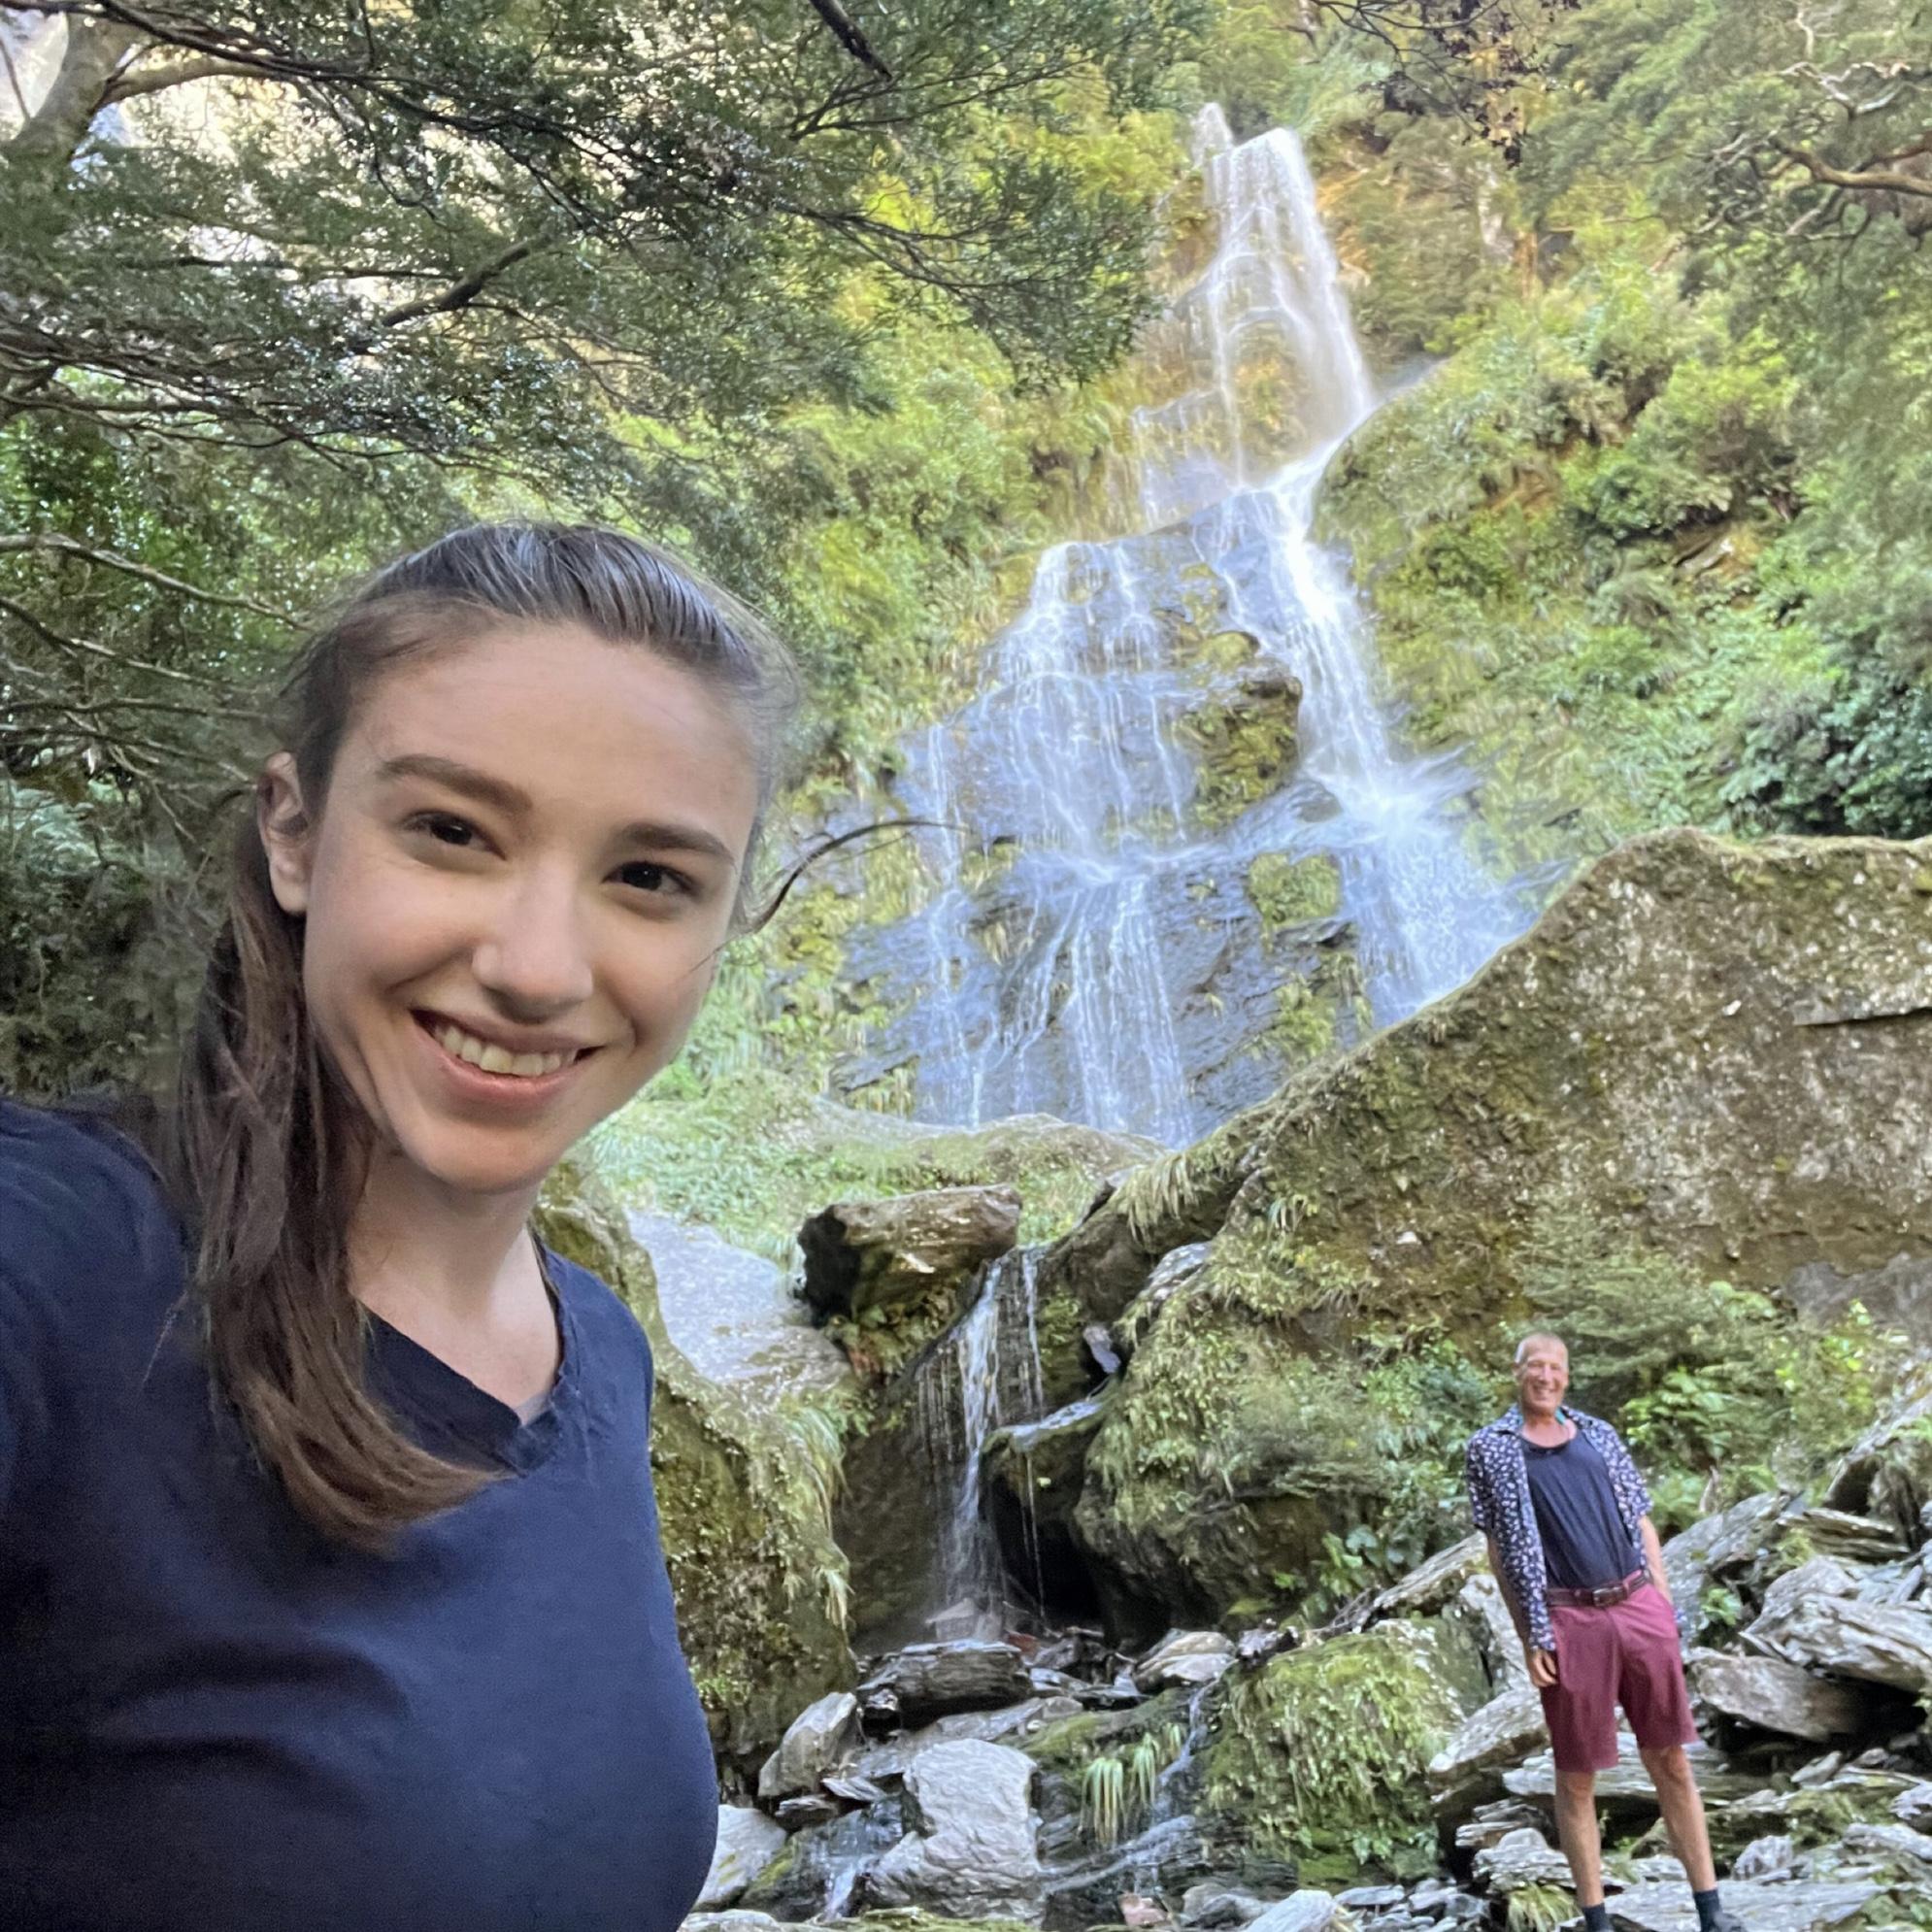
1247, 850, 1344, 929
1174, 675, 1303, 828
1201, 1622, 1464, 1880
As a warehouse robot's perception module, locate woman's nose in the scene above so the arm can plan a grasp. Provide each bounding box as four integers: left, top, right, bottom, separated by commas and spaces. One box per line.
470, 870, 596, 1016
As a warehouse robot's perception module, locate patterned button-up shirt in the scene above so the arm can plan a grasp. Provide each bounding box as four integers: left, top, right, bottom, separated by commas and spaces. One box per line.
1463, 1404, 1651, 1654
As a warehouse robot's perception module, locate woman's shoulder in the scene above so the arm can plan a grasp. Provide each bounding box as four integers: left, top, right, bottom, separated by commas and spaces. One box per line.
0, 1095, 181, 1313
540, 1245, 659, 1399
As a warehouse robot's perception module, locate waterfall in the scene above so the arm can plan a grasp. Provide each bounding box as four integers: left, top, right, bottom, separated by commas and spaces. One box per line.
915, 1249, 1045, 1624
846, 105, 1529, 1140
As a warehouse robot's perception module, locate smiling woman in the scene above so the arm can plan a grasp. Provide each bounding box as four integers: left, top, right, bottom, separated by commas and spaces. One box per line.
0, 524, 799, 1932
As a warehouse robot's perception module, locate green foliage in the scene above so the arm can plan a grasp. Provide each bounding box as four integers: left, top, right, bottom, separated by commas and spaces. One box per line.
1202, 1623, 1462, 1877
1516, 1217, 1906, 1526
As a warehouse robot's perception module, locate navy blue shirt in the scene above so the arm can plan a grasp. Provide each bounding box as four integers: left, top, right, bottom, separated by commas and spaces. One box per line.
0, 1101, 717, 1931
1522, 1426, 1639, 1591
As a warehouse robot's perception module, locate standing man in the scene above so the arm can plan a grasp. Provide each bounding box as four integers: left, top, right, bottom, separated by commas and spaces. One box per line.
1464, 1332, 1742, 1932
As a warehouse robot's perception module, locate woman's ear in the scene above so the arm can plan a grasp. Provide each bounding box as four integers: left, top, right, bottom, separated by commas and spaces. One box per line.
258, 752, 315, 916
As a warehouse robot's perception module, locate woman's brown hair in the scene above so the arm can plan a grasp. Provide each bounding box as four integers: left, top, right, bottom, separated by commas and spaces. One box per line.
167, 523, 800, 1550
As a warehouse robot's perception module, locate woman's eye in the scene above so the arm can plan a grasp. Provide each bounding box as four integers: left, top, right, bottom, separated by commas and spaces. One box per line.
616, 859, 688, 897
407, 812, 483, 849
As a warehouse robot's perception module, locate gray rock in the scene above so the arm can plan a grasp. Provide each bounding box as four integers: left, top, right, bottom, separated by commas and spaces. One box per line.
1686, 1649, 1870, 1744
1181, 1884, 1268, 1928
867, 1739, 1043, 1920
1455, 1799, 1549, 1851
1745, 1594, 1932, 1695
1783, 1252, 1932, 1354
1755, 1556, 1861, 1627
1628, 1856, 1686, 1884
1427, 1684, 1548, 1817
797, 1186, 1020, 1324
1506, 1738, 1758, 1813
1133, 1630, 1237, 1693
1770, 1508, 1911, 1568
1367, 1534, 1488, 1623
1822, 1385, 1932, 1543
758, 1692, 862, 1803
697, 1809, 792, 1913
1663, 1495, 1789, 1634
1732, 1837, 1795, 1881
683, 1914, 785, 1932
1608, 1878, 1879, 1929
1892, 1782, 1932, 1830
1335, 1886, 1406, 1911
859, 1640, 1034, 1726
848, 1698, 1054, 1783
1449, 1573, 1533, 1695
1839, 1821, 1932, 1870
1472, 1826, 1573, 1893
775, 1794, 843, 1831
1245, 1892, 1336, 1932
739, 1799, 908, 1920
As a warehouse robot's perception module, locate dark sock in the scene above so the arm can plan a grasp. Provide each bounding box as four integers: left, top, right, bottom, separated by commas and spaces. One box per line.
1692, 1888, 1723, 1930
1582, 1905, 1611, 1932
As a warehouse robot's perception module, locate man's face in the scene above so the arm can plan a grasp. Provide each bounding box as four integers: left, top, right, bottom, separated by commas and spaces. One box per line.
1514, 1338, 1569, 1416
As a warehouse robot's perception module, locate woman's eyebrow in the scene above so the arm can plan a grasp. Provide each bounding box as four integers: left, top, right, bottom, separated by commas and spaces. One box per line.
375, 752, 735, 864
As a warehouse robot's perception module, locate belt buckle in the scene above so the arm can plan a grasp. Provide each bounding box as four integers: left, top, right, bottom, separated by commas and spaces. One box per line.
1589, 1582, 1616, 1607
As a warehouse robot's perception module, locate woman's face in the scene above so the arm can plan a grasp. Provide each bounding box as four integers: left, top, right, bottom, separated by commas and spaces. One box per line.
261, 620, 760, 1202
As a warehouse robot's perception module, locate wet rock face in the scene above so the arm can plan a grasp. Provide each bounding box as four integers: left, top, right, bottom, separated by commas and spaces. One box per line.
697, 1808, 789, 1912
1052, 830, 1932, 1625
859, 1641, 1036, 1728
758, 1692, 863, 1804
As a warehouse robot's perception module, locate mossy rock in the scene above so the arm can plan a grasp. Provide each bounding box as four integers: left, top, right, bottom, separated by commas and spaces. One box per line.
1247, 850, 1343, 930
536, 1161, 852, 1767
1199, 1621, 1472, 1882
1051, 830, 1932, 1623
1174, 666, 1304, 829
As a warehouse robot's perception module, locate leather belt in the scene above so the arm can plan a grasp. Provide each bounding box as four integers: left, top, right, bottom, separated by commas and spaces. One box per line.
1548, 1569, 1647, 1609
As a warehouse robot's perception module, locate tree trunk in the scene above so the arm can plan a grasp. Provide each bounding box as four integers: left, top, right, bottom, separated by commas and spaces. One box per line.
10, 17, 143, 161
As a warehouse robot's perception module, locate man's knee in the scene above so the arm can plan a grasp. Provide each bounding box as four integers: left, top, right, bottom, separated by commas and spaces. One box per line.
1554, 1767, 1598, 1802
1641, 1744, 1694, 1789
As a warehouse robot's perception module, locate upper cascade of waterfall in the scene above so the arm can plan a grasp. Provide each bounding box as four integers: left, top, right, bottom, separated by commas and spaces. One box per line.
841, 109, 1533, 1145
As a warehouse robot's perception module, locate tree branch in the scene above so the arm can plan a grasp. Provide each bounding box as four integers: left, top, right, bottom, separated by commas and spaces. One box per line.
0, 532, 297, 620
100, 53, 267, 104
1774, 140, 1932, 199
805, 0, 893, 81
378, 239, 539, 325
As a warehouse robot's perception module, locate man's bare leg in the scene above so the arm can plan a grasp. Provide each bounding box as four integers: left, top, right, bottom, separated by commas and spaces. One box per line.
1553, 1767, 1606, 1907
1640, 1745, 1719, 1891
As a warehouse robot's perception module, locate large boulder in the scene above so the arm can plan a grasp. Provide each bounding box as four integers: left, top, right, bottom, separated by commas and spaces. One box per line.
859, 1641, 1035, 1727
1055, 831, 1932, 1623
535, 1164, 849, 1766
867, 1739, 1045, 1920
1821, 1384, 1932, 1545
799, 1184, 1021, 1329
1204, 1620, 1482, 1881
1609, 1879, 1879, 1930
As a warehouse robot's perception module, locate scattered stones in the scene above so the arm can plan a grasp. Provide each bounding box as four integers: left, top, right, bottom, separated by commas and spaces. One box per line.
774, 1795, 843, 1831
1608, 1878, 1880, 1930
1839, 1821, 1932, 1871
1754, 1556, 1861, 1626
868, 1739, 1044, 1921
1133, 1630, 1237, 1693
1892, 1783, 1932, 1831
697, 1808, 790, 1912
1686, 1649, 1870, 1744
1768, 1507, 1911, 1570
1181, 1884, 1268, 1927
1731, 1837, 1795, 1881
757, 1690, 862, 1803
858, 1640, 1035, 1726
849, 1698, 1059, 1783
1454, 1799, 1547, 1851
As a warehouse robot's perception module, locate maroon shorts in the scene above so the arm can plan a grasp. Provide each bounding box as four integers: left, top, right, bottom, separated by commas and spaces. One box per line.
1540, 1582, 1698, 1773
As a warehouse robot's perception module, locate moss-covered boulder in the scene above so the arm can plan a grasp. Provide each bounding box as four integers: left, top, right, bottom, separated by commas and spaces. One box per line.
1200, 1621, 1483, 1881
1059, 830, 1932, 1622
536, 1163, 852, 1767
1173, 665, 1303, 829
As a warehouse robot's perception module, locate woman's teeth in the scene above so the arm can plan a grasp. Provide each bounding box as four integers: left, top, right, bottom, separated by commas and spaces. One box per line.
432, 1021, 573, 1079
